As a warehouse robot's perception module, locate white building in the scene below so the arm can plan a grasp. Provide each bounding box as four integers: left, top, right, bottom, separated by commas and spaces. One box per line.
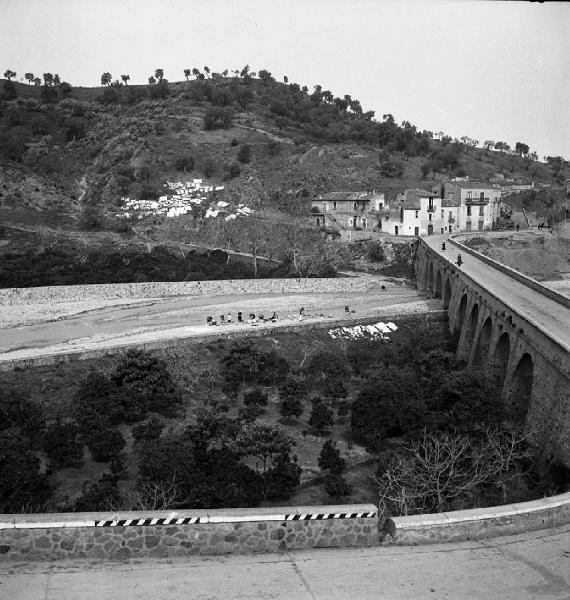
442, 182, 502, 232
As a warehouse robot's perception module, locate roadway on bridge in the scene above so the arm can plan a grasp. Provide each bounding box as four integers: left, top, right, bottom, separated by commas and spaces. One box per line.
2, 524, 569, 600
428, 235, 570, 351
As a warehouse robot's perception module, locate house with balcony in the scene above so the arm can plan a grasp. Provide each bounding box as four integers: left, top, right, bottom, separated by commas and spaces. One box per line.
379, 189, 458, 236
310, 191, 385, 230
442, 182, 502, 231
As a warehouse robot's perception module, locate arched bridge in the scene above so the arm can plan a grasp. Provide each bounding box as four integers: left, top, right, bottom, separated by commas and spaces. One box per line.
416, 234, 570, 465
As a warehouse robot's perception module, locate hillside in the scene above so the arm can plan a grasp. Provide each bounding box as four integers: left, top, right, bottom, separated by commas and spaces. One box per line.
1, 74, 568, 263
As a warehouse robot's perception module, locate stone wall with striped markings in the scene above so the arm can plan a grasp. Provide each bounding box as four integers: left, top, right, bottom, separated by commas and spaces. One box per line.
0, 505, 378, 560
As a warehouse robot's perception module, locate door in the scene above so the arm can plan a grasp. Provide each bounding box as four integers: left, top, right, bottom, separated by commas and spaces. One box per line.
428, 224, 434, 235
414, 227, 419, 236
394, 225, 399, 236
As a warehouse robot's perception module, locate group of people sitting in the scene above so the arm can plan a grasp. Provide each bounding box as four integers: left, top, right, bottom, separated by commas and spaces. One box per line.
206, 311, 278, 326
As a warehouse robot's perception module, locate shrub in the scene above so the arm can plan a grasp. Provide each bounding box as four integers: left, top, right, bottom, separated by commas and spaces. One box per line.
238, 403, 265, 423
74, 473, 122, 511
73, 372, 123, 432
324, 474, 352, 499
237, 144, 252, 163
227, 161, 241, 179
0, 383, 45, 443
43, 421, 83, 467
203, 107, 233, 130
230, 137, 239, 146
86, 428, 126, 462
278, 377, 306, 420
306, 352, 348, 382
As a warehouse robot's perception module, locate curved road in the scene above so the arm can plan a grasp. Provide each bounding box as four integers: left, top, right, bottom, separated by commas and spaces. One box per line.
426, 234, 570, 352
2, 525, 569, 599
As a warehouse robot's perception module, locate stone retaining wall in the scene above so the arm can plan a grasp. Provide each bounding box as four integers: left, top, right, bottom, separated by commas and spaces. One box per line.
0, 278, 372, 306
0, 505, 378, 561
381, 492, 570, 545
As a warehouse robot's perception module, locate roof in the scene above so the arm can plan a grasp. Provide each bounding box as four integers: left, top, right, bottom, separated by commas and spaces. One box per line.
394, 188, 435, 210
442, 198, 459, 207
319, 191, 383, 202
447, 181, 499, 190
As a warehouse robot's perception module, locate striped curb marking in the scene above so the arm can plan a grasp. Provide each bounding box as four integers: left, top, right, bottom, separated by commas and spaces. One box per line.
0, 511, 377, 530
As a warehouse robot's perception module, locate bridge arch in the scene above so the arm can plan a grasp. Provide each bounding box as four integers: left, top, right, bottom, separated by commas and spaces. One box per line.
427, 261, 435, 295
443, 277, 452, 309
491, 332, 510, 391
506, 353, 533, 423
454, 294, 468, 335
434, 269, 442, 299
473, 317, 493, 368
466, 302, 479, 344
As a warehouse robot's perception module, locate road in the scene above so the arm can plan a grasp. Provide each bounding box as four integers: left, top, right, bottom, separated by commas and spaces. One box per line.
427, 235, 570, 352
0, 280, 439, 363
1, 525, 569, 600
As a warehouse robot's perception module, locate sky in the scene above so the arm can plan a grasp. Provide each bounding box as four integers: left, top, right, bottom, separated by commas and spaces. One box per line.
2, 0, 569, 159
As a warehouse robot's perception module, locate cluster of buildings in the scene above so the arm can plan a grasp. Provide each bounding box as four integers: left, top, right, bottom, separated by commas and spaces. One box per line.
116, 179, 253, 222
310, 181, 503, 237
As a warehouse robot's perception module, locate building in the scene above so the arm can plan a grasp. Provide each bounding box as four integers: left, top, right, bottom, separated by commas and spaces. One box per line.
379, 189, 458, 237
310, 191, 385, 230
442, 181, 502, 231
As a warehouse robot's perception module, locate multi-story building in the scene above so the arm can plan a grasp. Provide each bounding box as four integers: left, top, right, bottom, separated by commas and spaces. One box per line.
310, 191, 385, 230
379, 189, 458, 236
442, 182, 502, 232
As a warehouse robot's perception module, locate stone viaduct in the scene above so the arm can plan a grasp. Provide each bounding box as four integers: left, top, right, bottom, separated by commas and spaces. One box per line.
416, 235, 570, 466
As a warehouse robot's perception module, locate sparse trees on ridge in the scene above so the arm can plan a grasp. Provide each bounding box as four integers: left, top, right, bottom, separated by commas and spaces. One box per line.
43, 72, 54, 86
183, 68, 190, 80
101, 72, 112, 86
25, 72, 34, 84
148, 75, 156, 85
154, 68, 164, 81
483, 140, 495, 155
3, 69, 16, 81
121, 74, 130, 85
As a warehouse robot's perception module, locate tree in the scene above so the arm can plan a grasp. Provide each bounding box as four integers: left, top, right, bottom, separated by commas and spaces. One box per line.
231, 423, 295, 500
73, 371, 123, 432
374, 425, 529, 515
40, 84, 58, 104
242, 217, 269, 278
203, 107, 233, 130
324, 474, 352, 499
1, 80, 17, 100
33, 77, 41, 86
148, 75, 156, 85
43, 421, 83, 466
351, 367, 426, 451
174, 154, 194, 173
3, 69, 16, 81
203, 66, 210, 78
221, 341, 265, 394
59, 81, 72, 98
121, 74, 130, 85
53, 74, 61, 86
0, 430, 51, 512
132, 416, 165, 443
192, 67, 201, 79
112, 349, 180, 420
515, 142, 529, 157
243, 388, 269, 407
25, 72, 34, 84
318, 440, 345, 474
308, 398, 334, 435
0, 383, 45, 442
184, 68, 191, 80
155, 68, 164, 81
258, 69, 273, 84
100, 72, 112, 86
86, 428, 126, 462
483, 140, 495, 155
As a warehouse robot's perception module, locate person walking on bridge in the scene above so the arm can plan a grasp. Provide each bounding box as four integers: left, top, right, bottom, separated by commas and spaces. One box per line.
456, 254, 463, 267
441, 241, 446, 251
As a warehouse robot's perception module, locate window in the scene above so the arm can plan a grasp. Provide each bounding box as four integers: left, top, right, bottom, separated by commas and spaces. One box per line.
333, 201, 337, 210
479, 206, 484, 216
428, 197, 434, 210
415, 210, 419, 218
429, 214, 432, 221
414, 227, 419, 236
394, 225, 399, 236
467, 206, 472, 216
467, 191, 472, 199
354, 202, 357, 210
441, 228, 444, 234
441, 209, 444, 218
480, 192, 485, 199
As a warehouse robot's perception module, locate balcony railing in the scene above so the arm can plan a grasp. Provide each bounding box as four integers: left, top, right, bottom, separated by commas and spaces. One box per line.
448, 215, 455, 223
465, 197, 489, 204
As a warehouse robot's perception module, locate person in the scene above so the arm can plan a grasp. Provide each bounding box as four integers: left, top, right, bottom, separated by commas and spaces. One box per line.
270, 311, 278, 322
227, 312, 233, 323
456, 254, 463, 267
516, 223, 520, 232
237, 311, 243, 323
299, 307, 305, 317
259, 313, 265, 322
206, 316, 213, 325
345, 305, 350, 316
441, 241, 446, 251
219, 314, 225, 324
